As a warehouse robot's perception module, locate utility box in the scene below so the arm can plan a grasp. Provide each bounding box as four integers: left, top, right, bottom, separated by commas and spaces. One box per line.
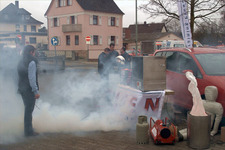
131, 56, 166, 91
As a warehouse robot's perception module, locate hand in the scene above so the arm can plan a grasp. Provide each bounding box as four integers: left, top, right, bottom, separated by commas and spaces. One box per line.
35, 94, 40, 99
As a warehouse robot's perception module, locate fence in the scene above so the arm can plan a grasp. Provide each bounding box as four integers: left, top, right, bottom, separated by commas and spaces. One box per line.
42, 49, 106, 61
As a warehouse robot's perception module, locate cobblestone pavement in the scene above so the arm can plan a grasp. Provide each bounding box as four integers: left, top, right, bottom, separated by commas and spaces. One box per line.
1, 60, 224, 150
0, 130, 224, 150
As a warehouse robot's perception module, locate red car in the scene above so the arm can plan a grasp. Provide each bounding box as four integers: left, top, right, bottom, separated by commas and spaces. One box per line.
153, 47, 225, 118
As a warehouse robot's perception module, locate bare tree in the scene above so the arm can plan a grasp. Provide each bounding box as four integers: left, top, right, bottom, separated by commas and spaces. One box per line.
162, 18, 181, 33
140, 0, 225, 39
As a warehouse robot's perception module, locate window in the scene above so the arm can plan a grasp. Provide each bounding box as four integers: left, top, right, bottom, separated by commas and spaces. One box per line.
58, 0, 65, 7
108, 36, 118, 45
71, 16, 75, 24
111, 17, 115, 26
93, 15, 98, 25
195, 53, 225, 76
123, 32, 125, 39
54, 18, 59, 27
155, 52, 163, 56
166, 51, 201, 78
111, 36, 115, 44
31, 26, 36, 32
66, 35, 70, 45
24, 25, 27, 32
108, 17, 118, 26
67, 0, 72, 6
16, 29, 20, 32
29, 37, 36, 44
93, 35, 98, 45
75, 35, 79, 45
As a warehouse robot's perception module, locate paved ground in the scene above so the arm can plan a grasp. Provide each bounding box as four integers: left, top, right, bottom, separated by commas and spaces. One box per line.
0, 129, 224, 150
1, 60, 225, 150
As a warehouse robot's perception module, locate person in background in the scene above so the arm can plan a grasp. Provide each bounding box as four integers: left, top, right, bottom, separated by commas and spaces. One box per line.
17, 45, 40, 137
108, 43, 119, 73
98, 48, 110, 79
109, 43, 119, 58
120, 47, 132, 68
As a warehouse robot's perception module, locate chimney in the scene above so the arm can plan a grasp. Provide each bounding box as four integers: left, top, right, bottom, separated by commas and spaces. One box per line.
15, 0, 19, 8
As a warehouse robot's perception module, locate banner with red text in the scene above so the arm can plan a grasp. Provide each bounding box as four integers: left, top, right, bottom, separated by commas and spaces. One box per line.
113, 85, 165, 121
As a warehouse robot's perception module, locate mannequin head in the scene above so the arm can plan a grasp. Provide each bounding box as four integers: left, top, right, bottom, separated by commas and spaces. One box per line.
205, 86, 218, 102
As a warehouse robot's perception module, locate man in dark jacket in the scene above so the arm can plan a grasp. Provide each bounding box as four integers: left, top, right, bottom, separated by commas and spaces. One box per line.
109, 43, 119, 58
108, 43, 119, 73
120, 47, 131, 68
17, 45, 40, 137
98, 48, 110, 79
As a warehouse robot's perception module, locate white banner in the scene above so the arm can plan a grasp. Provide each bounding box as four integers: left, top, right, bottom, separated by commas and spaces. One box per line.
177, 0, 193, 48
113, 85, 165, 121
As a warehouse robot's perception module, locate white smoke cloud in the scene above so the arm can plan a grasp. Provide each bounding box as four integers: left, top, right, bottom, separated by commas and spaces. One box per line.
0, 52, 135, 144
33, 71, 134, 133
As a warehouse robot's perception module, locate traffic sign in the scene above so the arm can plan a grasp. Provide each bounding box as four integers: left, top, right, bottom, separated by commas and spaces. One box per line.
51, 37, 59, 46
17, 34, 22, 40
85, 36, 91, 42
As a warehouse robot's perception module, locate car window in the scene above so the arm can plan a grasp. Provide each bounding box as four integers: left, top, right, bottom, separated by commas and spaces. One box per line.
165, 52, 173, 57
155, 52, 163, 56
195, 53, 225, 76
166, 51, 202, 78
177, 52, 202, 78
166, 52, 179, 71
162, 52, 167, 56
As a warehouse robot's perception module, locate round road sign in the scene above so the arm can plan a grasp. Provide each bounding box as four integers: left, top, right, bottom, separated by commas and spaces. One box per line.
17, 35, 22, 40
85, 36, 91, 42
51, 37, 59, 46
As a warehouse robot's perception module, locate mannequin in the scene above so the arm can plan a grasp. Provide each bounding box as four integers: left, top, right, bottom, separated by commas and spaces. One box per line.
202, 86, 224, 136
185, 71, 207, 116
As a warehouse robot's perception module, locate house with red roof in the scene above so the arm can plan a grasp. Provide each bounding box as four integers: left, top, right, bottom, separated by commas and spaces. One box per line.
123, 22, 182, 54
45, 0, 124, 60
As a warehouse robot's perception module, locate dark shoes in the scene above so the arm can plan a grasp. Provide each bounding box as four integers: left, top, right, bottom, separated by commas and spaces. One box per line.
25, 131, 39, 137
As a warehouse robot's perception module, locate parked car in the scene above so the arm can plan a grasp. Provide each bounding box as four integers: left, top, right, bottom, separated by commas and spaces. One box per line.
153, 47, 225, 118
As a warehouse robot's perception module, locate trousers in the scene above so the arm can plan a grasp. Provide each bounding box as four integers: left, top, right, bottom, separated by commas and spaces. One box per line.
20, 91, 36, 136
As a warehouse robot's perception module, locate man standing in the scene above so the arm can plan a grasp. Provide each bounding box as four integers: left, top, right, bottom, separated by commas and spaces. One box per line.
109, 43, 119, 58
108, 43, 119, 73
17, 45, 40, 137
98, 48, 110, 79
120, 47, 131, 68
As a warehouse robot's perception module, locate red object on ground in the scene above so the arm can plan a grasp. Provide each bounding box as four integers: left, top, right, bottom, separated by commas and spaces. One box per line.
150, 117, 176, 145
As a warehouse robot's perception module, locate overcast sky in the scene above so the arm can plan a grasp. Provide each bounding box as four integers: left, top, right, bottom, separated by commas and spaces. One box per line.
0, 0, 161, 28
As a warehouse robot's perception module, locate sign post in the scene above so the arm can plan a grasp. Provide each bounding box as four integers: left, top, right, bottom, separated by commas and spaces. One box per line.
51, 37, 59, 64
85, 36, 91, 61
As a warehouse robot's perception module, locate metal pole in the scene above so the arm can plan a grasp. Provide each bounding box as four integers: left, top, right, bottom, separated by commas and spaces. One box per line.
54, 46, 57, 65
54, 46, 57, 57
87, 44, 89, 61
135, 0, 138, 56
